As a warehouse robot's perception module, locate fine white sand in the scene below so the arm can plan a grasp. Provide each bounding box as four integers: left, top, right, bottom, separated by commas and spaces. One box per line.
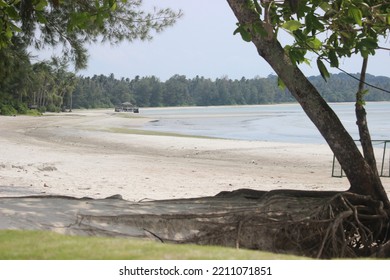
1, 108, 368, 201
1, 108, 389, 234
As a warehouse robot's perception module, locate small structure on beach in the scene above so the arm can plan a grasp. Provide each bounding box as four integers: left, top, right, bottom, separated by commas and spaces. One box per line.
114, 102, 139, 113
332, 139, 390, 177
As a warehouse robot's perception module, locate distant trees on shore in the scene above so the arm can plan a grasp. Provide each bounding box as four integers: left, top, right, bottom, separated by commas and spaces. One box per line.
72, 72, 390, 109
2, 63, 390, 115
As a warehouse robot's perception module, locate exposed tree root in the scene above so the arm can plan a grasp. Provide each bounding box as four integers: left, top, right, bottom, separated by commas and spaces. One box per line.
213, 190, 390, 258
63, 189, 390, 258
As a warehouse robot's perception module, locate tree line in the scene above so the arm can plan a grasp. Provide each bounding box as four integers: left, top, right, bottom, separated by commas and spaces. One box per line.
2, 60, 390, 115
73, 72, 390, 109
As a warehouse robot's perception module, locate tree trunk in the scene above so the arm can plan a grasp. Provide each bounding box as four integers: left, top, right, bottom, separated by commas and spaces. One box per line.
355, 58, 379, 176
226, 0, 389, 208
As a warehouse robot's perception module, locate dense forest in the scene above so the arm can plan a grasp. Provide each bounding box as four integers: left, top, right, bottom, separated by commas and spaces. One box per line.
73, 72, 390, 109
1, 53, 390, 115
0, 42, 77, 115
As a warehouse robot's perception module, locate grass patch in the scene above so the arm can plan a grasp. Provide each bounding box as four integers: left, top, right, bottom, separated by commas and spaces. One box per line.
0, 230, 306, 260
25, 109, 42, 116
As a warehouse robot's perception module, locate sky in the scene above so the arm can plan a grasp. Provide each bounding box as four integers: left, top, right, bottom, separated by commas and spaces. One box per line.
71, 0, 390, 81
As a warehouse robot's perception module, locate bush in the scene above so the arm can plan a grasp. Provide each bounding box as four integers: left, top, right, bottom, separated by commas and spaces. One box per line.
46, 104, 60, 113
26, 109, 42, 116
0, 104, 17, 116
38, 106, 46, 113
16, 103, 28, 114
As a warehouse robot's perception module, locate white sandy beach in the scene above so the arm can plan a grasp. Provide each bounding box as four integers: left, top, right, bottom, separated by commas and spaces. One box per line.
1, 109, 389, 235
0, 108, 362, 201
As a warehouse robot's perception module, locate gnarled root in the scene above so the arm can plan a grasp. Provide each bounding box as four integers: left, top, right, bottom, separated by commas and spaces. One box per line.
73, 189, 390, 258
186, 190, 390, 258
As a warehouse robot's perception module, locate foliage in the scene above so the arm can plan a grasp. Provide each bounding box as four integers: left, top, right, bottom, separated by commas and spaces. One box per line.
235, 0, 390, 81
0, 37, 32, 115
0, 44, 76, 115
2, 56, 390, 114
0, 0, 182, 69
70, 73, 390, 109
0, 104, 17, 115
0, 0, 181, 114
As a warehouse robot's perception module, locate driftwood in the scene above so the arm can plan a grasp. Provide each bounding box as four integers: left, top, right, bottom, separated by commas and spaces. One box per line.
0, 189, 389, 258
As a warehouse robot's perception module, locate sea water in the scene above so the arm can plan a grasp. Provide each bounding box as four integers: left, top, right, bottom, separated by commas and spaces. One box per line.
141, 102, 390, 144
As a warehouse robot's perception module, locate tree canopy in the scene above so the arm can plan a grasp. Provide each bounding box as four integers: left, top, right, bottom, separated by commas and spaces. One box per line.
0, 0, 181, 69
0, 0, 181, 114
233, 0, 390, 81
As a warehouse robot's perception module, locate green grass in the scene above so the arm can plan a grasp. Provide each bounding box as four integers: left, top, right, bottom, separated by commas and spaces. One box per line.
0, 230, 306, 260
25, 109, 42, 116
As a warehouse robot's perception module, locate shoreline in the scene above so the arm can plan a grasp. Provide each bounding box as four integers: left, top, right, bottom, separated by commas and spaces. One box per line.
1, 108, 389, 237
0, 109, 359, 202
140, 102, 390, 144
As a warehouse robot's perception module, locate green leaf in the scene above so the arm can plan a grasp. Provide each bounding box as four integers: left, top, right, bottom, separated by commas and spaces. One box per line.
5, 6, 19, 19
0, 1, 8, 8
252, 21, 268, 37
303, 58, 311, 66
361, 37, 378, 49
110, 2, 117, 11
356, 100, 366, 106
35, 0, 48, 11
348, 6, 363, 26
233, 24, 252, 42
241, 30, 252, 42
5, 28, 13, 39
286, 44, 306, 65
282, 20, 303, 32
306, 37, 322, 50
328, 50, 339, 68
357, 37, 378, 58
9, 23, 22, 33
319, 2, 331, 11
36, 13, 48, 24
317, 58, 330, 81
277, 76, 286, 90
305, 13, 324, 34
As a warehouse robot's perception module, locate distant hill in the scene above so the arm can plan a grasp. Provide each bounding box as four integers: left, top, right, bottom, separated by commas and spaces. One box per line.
308, 73, 390, 102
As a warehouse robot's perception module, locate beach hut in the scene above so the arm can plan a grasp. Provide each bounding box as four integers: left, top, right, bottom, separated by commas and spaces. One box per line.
114, 102, 139, 113
121, 102, 133, 112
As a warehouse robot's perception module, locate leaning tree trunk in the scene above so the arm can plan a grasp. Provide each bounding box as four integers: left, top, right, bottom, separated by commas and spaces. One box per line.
226, 0, 389, 208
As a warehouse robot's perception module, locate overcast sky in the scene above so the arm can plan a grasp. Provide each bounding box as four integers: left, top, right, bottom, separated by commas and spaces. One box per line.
75, 0, 390, 80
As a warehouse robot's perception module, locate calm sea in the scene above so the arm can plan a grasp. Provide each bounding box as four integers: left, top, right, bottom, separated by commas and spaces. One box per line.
140, 102, 390, 144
